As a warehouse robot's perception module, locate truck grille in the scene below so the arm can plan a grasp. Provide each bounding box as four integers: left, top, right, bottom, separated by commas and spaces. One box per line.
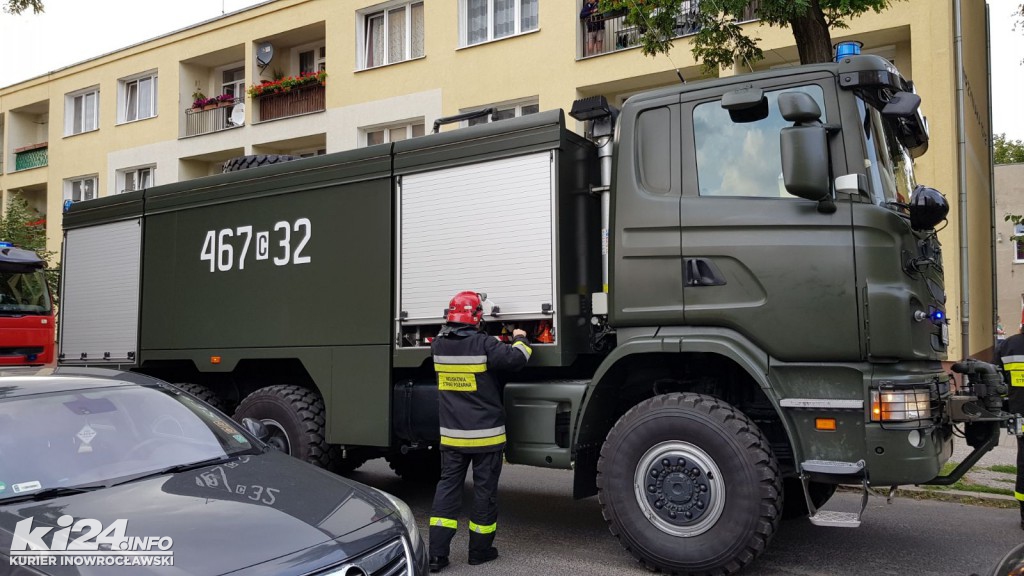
317, 537, 412, 576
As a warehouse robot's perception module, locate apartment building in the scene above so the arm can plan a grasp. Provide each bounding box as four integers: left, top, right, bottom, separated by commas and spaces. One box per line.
0, 0, 995, 358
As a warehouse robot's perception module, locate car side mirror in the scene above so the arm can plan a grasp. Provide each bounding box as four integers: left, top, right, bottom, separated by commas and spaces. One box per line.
778, 92, 834, 213
241, 417, 270, 442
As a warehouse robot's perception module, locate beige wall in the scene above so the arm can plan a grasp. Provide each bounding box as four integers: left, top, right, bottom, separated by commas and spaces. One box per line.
0, 0, 994, 358
995, 163, 1024, 339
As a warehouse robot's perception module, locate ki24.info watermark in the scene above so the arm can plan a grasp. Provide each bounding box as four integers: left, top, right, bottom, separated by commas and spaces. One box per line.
8, 516, 173, 567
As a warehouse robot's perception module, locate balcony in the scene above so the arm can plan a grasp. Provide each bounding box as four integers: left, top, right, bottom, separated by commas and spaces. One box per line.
13, 142, 48, 171
185, 98, 244, 137
579, 1, 759, 59
254, 83, 325, 123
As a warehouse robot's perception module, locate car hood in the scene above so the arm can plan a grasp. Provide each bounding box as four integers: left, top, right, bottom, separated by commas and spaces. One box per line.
0, 450, 403, 575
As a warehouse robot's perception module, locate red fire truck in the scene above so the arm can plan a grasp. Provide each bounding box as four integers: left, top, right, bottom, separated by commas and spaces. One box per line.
0, 241, 54, 365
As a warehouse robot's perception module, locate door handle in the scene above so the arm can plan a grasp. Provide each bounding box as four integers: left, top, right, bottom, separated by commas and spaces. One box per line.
686, 258, 726, 287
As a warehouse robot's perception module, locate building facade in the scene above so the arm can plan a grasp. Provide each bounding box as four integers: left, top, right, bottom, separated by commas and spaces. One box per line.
0, 0, 996, 358
994, 163, 1024, 341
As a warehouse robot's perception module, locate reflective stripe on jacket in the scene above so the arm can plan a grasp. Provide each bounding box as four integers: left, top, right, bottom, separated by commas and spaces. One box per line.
997, 333, 1024, 414
432, 325, 531, 453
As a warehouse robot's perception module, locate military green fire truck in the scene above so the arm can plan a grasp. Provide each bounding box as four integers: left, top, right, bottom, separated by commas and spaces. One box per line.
58, 54, 1015, 574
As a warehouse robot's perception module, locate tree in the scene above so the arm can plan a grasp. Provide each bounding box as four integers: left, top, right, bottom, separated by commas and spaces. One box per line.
0, 194, 59, 303
599, 0, 894, 75
3, 0, 43, 15
995, 133, 1024, 165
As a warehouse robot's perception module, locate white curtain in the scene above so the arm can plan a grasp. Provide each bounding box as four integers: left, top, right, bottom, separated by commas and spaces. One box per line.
467, 0, 488, 44
493, 0, 514, 39
520, 0, 538, 32
411, 2, 424, 58
366, 13, 384, 67
388, 6, 406, 64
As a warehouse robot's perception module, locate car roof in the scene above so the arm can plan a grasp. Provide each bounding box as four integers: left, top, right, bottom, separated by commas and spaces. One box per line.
0, 368, 165, 400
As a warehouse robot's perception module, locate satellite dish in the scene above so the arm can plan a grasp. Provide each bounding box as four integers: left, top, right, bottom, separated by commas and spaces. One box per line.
229, 102, 245, 126
256, 42, 274, 70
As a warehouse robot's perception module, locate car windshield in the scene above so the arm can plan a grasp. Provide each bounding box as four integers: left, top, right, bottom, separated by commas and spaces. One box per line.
858, 97, 917, 207
0, 385, 256, 500
0, 269, 51, 315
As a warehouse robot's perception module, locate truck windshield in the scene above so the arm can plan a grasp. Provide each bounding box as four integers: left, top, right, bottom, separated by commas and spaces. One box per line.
858, 97, 917, 206
0, 269, 52, 315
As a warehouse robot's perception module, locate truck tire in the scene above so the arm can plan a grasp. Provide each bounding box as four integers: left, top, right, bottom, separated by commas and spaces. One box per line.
233, 385, 337, 469
222, 154, 300, 173
172, 382, 224, 412
386, 449, 441, 482
781, 478, 837, 520
597, 393, 782, 575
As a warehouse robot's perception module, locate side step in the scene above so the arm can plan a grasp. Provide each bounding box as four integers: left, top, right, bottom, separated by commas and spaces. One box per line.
800, 460, 868, 528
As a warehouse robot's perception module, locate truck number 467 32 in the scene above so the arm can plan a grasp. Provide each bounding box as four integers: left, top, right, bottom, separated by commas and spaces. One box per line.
200, 218, 311, 273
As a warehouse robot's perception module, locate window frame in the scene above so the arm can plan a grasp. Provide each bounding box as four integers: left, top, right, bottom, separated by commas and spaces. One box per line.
119, 71, 158, 124
65, 175, 99, 202
118, 165, 155, 194
361, 119, 425, 147
358, 0, 425, 70
459, 0, 538, 48
1014, 224, 1024, 264
297, 42, 327, 75
460, 97, 539, 127
64, 87, 99, 136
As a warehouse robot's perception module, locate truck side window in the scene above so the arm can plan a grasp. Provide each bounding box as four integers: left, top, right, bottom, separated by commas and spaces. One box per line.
635, 107, 672, 195
693, 85, 826, 198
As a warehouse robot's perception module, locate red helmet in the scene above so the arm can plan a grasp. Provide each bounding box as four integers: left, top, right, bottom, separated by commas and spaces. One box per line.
446, 291, 483, 325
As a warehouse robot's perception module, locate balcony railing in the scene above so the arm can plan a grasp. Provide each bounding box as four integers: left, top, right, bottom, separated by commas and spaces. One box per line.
13, 142, 48, 171
254, 84, 325, 123
185, 98, 243, 137
579, 0, 760, 59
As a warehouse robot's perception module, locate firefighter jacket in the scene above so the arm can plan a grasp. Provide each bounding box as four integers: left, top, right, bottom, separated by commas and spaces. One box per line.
998, 332, 1024, 414
432, 325, 532, 453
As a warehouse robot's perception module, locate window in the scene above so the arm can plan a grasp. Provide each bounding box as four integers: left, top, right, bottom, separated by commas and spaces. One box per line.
1015, 224, 1024, 263
464, 99, 539, 126
222, 67, 245, 101
65, 176, 98, 202
461, 0, 538, 46
361, 1, 424, 69
297, 148, 327, 158
120, 72, 157, 123
119, 166, 154, 193
65, 88, 98, 135
364, 121, 425, 146
692, 85, 825, 198
299, 45, 326, 74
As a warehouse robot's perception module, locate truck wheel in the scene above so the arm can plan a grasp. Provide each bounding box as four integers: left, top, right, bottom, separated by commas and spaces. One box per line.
172, 382, 223, 412
781, 478, 837, 520
222, 154, 300, 173
233, 385, 335, 469
597, 393, 782, 575
386, 449, 441, 482
331, 450, 370, 475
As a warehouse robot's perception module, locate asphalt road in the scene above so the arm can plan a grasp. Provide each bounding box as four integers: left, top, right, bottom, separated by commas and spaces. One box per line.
349, 459, 1023, 576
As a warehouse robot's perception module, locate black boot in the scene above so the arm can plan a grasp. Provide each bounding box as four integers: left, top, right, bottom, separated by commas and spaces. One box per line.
429, 556, 449, 572
468, 547, 499, 565
1019, 502, 1024, 530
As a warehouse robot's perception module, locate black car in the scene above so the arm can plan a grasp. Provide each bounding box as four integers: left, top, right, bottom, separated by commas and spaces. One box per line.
0, 368, 426, 575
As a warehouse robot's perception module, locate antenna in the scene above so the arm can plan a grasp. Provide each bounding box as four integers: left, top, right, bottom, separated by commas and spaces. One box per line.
256, 42, 274, 72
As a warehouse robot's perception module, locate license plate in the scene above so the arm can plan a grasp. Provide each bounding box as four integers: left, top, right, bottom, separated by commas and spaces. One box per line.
940, 323, 949, 346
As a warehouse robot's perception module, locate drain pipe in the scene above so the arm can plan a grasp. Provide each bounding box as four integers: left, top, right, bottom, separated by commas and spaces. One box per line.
986, 4, 998, 355
954, 0, 970, 357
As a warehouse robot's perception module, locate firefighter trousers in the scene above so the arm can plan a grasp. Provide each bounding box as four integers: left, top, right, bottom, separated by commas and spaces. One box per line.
1017, 436, 1024, 524
428, 449, 503, 558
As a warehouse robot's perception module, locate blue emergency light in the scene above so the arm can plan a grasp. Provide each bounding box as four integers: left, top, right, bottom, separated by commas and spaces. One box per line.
0, 242, 11, 248
834, 41, 863, 62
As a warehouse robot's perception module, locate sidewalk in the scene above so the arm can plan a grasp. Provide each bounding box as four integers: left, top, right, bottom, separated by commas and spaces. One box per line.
905, 430, 1019, 505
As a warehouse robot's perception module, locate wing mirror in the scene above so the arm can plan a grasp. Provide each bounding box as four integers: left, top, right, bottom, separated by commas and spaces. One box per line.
241, 417, 270, 442
778, 92, 834, 213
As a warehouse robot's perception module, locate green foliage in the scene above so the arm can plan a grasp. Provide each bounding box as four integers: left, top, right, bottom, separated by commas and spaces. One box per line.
0, 194, 59, 304
3, 0, 43, 15
994, 133, 1024, 165
988, 464, 1018, 474
599, 0, 894, 75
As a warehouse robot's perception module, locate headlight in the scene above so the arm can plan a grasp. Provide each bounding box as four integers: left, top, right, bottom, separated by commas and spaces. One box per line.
374, 488, 420, 550
870, 388, 931, 422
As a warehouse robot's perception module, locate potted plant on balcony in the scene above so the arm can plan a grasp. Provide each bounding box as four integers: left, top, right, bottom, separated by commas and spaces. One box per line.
247, 71, 327, 99
191, 91, 207, 111
217, 93, 236, 107
201, 97, 219, 111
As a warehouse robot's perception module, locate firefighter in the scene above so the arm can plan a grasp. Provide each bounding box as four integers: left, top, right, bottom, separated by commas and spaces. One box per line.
997, 323, 1024, 530
428, 291, 532, 572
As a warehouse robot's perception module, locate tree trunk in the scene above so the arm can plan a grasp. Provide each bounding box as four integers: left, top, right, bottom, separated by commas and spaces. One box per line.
788, 0, 833, 64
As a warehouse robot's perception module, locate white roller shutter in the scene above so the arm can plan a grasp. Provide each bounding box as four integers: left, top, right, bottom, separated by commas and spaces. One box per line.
400, 152, 554, 323
60, 219, 142, 362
